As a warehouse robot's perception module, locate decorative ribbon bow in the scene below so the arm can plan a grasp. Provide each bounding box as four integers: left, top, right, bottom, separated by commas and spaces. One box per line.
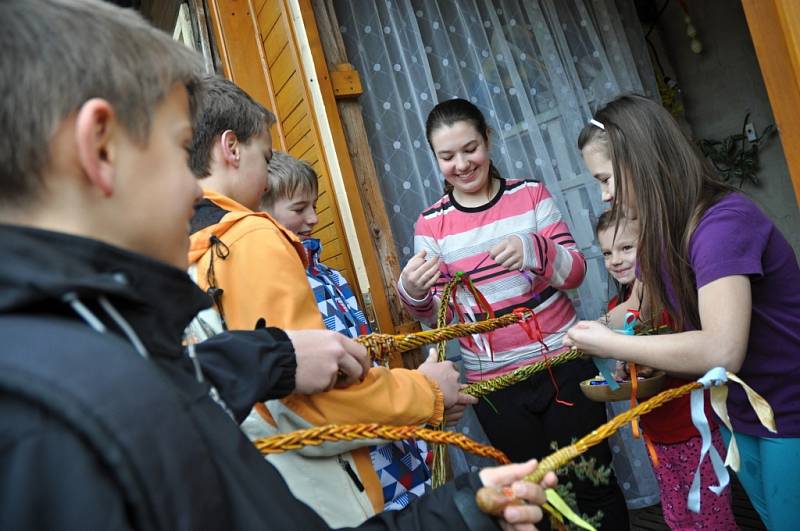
687, 367, 777, 513
451, 271, 496, 360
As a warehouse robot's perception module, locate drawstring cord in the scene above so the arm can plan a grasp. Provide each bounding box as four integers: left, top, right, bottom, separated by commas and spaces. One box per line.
63, 291, 150, 359
98, 296, 150, 359
63, 291, 234, 420
63, 292, 107, 333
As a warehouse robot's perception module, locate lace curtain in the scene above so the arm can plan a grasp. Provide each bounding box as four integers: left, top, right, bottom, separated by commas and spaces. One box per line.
334, 0, 657, 320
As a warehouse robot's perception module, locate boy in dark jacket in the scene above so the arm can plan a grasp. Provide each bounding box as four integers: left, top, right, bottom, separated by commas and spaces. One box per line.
0, 1, 554, 530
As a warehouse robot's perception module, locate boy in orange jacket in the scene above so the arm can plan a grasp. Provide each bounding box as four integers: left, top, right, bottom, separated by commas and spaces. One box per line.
187, 76, 466, 526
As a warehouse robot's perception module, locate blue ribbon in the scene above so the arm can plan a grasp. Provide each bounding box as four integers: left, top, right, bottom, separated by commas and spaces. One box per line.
592, 312, 640, 391
591, 357, 620, 391
687, 367, 730, 513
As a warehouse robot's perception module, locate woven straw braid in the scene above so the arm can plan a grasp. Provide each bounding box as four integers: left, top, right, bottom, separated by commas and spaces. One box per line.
253, 423, 510, 464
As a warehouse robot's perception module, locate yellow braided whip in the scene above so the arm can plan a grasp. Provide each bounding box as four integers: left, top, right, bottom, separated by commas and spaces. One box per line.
462, 348, 586, 397
356, 312, 528, 362
436, 274, 461, 361
358, 322, 670, 396
431, 275, 461, 487
475, 379, 703, 517
526, 379, 702, 483
252, 423, 511, 465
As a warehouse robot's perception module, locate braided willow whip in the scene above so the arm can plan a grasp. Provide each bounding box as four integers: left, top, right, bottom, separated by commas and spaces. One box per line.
475, 379, 703, 515
252, 423, 511, 465
462, 348, 585, 398
356, 312, 529, 364
431, 275, 462, 487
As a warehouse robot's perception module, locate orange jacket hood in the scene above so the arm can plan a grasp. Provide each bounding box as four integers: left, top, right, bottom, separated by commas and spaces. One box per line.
188, 189, 307, 267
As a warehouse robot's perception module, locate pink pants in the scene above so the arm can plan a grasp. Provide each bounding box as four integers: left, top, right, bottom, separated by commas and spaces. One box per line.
651, 429, 738, 530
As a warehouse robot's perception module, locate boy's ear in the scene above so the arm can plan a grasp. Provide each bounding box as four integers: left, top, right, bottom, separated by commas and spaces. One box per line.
220, 130, 241, 169
75, 98, 117, 197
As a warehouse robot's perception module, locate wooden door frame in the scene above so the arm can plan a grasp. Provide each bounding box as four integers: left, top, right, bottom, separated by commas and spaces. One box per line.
743, 0, 800, 207
204, 0, 407, 345
309, 0, 422, 340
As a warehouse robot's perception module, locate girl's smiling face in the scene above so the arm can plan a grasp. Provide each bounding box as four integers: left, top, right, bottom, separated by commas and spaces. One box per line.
597, 219, 638, 285
429, 120, 493, 200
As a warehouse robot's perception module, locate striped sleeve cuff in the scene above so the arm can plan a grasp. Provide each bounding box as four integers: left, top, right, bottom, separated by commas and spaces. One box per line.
397, 277, 434, 308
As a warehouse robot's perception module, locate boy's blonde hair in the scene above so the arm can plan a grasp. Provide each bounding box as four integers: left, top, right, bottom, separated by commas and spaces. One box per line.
0, 0, 203, 206
262, 152, 318, 210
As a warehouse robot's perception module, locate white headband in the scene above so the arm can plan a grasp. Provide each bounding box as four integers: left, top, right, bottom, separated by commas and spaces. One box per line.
589, 118, 605, 130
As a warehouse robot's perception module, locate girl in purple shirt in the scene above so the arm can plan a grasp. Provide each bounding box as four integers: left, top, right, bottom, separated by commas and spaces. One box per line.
566, 94, 800, 530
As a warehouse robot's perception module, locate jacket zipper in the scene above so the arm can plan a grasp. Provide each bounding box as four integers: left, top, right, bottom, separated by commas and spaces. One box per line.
337, 456, 365, 492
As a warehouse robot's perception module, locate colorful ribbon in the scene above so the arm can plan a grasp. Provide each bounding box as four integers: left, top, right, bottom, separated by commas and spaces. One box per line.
591, 312, 640, 392
688, 367, 730, 513
687, 367, 777, 513
512, 308, 573, 406
546, 488, 596, 531
709, 372, 777, 471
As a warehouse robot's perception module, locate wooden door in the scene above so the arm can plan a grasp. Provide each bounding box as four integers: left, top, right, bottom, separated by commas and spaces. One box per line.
205, 0, 402, 342
743, 0, 800, 206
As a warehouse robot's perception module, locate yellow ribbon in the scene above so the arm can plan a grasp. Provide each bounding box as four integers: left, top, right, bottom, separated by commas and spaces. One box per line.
709, 371, 777, 471
544, 488, 596, 531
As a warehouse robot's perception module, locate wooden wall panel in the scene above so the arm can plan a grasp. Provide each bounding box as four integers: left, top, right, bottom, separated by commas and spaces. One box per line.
743, 0, 800, 206
209, 0, 359, 291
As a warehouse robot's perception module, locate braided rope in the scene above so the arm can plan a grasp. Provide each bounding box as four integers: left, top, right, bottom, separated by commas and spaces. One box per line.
251, 381, 703, 493
525, 380, 702, 483
358, 322, 670, 398
436, 275, 460, 361
253, 423, 510, 465
431, 275, 461, 487
356, 312, 528, 363
462, 348, 586, 397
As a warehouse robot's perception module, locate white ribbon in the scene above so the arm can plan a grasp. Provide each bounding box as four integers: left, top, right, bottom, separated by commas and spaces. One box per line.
456, 288, 493, 359
687, 367, 730, 513
687, 367, 777, 512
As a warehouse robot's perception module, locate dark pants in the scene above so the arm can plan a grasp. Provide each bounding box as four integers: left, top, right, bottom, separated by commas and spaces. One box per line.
474, 358, 629, 530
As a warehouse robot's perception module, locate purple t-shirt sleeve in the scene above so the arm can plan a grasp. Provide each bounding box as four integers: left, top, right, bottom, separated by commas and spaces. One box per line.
689, 195, 769, 289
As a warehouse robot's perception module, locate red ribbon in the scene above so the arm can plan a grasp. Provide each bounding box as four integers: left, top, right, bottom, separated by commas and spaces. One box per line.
451, 272, 497, 360
511, 308, 574, 407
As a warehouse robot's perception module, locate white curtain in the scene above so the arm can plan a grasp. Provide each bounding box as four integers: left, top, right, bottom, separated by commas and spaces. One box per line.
334, 0, 657, 321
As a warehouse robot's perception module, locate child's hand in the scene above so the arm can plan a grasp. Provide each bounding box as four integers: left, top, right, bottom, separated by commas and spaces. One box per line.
417, 348, 461, 408
478, 459, 557, 530
285, 330, 370, 393
563, 320, 618, 358
489, 235, 524, 271
400, 250, 441, 300
443, 384, 479, 426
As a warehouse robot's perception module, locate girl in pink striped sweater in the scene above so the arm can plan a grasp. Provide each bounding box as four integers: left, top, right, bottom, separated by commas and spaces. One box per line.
398, 98, 628, 529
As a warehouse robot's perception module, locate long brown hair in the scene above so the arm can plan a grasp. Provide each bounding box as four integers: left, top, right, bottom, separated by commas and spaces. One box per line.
425, 98, 502, 194
578, 95, 732, 330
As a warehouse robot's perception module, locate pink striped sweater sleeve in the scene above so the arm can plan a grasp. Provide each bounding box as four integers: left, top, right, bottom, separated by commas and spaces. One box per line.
519, 184, 586, 289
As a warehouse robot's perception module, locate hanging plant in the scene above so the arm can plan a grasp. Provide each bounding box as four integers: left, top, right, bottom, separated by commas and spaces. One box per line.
696, 113, 776, 188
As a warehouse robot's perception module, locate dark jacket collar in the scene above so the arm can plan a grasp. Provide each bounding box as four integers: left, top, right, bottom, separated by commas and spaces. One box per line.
0, 224, 210, 358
